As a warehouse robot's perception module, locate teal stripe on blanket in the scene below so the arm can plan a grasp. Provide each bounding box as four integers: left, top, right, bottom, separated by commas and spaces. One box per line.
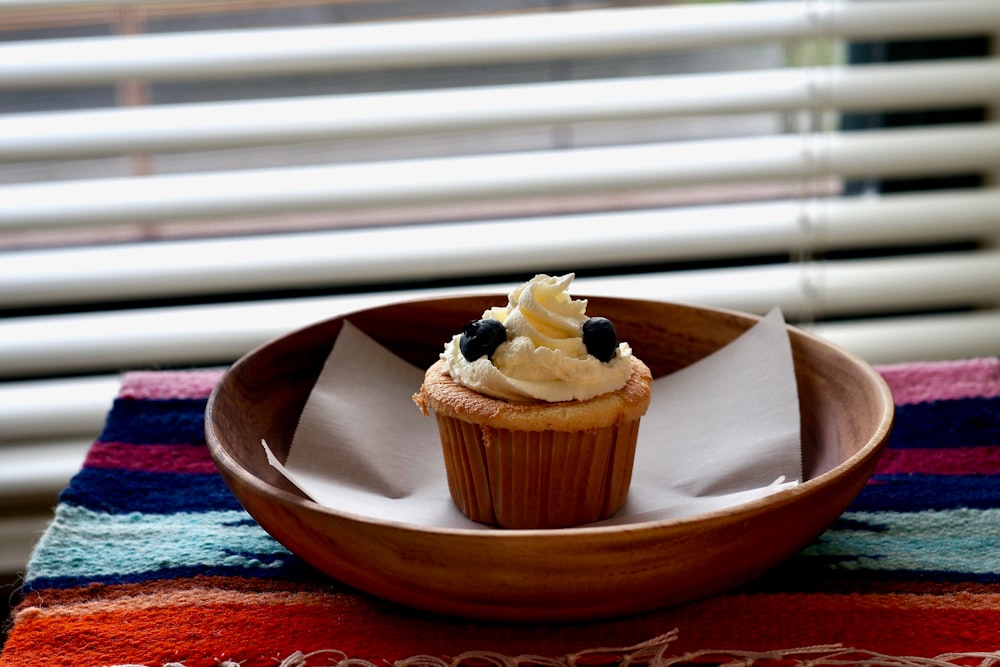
799, 508, 1000, 576
25, 504, 292, 584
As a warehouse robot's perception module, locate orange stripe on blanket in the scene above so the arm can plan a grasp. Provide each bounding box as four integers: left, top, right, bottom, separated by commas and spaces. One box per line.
6, 591, 1000, 667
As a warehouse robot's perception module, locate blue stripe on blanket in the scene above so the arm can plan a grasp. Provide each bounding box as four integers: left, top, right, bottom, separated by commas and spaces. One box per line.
59, 467, 243, 514
98, 398, 209, 445
850, 473, 1000, 512
887, 396, 1000, 449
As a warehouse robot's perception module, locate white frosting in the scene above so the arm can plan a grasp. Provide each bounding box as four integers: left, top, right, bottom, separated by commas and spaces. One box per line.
443, 274, 633, 403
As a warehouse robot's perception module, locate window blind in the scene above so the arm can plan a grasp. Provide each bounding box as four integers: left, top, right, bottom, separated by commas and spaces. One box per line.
2, 0, 998, 581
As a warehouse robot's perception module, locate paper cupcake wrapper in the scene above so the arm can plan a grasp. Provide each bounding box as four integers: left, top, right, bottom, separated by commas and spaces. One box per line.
435, 415, 641, 529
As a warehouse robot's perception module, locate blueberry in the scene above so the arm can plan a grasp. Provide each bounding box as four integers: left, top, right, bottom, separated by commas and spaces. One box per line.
582, 317, 618, 362
459, 319, 507, 361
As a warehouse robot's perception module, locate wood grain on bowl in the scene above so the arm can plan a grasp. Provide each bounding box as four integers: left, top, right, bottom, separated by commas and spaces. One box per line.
205, 296, 893, 622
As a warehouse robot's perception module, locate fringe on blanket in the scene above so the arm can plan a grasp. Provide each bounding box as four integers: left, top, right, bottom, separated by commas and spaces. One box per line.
109, 631, 1000, 667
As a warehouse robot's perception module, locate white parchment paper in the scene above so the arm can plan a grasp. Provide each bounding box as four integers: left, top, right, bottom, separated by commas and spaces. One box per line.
266, 307, 801, 530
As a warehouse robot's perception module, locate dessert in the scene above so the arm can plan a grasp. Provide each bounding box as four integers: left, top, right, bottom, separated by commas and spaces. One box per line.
413, 274, 652, 529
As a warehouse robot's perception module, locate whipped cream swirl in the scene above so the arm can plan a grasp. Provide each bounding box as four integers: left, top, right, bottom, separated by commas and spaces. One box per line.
443, 274, 633, 403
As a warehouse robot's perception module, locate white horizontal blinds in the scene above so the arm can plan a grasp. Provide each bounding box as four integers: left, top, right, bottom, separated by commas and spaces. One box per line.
1, 0, 997, 86
0, 0, 996, 361
0, 143, 974, 233
0, 0, 996, 333
3, 251, 1000, 378
4, 189, 1000, 309
5, 58, 1000, 162
6, 124, 1000, 228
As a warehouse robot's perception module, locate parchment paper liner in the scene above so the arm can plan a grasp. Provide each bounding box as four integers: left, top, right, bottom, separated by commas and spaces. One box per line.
266, 307, 801, 530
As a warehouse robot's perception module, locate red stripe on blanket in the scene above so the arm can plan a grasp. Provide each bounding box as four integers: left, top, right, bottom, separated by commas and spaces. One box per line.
875, 446, 1000, 476
84, 441, 217, 474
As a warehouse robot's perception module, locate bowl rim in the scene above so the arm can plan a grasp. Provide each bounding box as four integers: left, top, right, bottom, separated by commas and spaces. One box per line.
205, 294, 895, 540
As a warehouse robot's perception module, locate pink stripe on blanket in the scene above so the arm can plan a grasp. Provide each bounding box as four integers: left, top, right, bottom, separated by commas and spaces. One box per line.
117, 370, 224, 400
877, 358, 1000, 406
85, 441, 217, 474
875, 446, 1000, 476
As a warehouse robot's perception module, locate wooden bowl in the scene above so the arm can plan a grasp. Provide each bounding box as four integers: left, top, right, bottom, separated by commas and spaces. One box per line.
205, 295, 893, 622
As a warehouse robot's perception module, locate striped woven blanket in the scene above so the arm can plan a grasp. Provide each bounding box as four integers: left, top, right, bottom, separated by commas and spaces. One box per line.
3, 358, 1000, 667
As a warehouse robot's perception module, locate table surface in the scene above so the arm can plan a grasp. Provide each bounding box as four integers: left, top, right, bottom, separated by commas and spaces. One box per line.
3, 358, 1000, 667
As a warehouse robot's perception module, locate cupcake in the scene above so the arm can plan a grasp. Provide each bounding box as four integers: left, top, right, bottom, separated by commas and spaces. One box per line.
413, 274, 652, 529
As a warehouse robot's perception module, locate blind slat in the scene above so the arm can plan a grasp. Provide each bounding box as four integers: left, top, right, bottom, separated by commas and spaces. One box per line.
812, 311, 1000, 366
0, 440, 90, 502
0, 514, 56, 574
4, 188, 1000, 309
5, 124, 1000, 230
1, 1, 997, 88
2, 251, 998, 378
5, 58, 1000, 162
0, 376, 121, 441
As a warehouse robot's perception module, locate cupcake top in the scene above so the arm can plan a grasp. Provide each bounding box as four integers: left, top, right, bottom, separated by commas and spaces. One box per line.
441, 273, 635, 403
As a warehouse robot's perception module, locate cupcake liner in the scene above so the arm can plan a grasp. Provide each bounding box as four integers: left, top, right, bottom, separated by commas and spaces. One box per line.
435, 414, 641, 529
437, 416, 497, 525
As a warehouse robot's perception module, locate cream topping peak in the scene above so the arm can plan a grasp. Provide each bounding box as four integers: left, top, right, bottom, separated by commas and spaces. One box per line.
442, 273, 633, 403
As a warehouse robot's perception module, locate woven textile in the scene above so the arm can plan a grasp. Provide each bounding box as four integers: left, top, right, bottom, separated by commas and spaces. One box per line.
3, 359, 1000, 667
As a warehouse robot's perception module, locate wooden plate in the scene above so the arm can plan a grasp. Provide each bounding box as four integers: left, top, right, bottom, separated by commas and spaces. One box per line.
205, 295, 893, 622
